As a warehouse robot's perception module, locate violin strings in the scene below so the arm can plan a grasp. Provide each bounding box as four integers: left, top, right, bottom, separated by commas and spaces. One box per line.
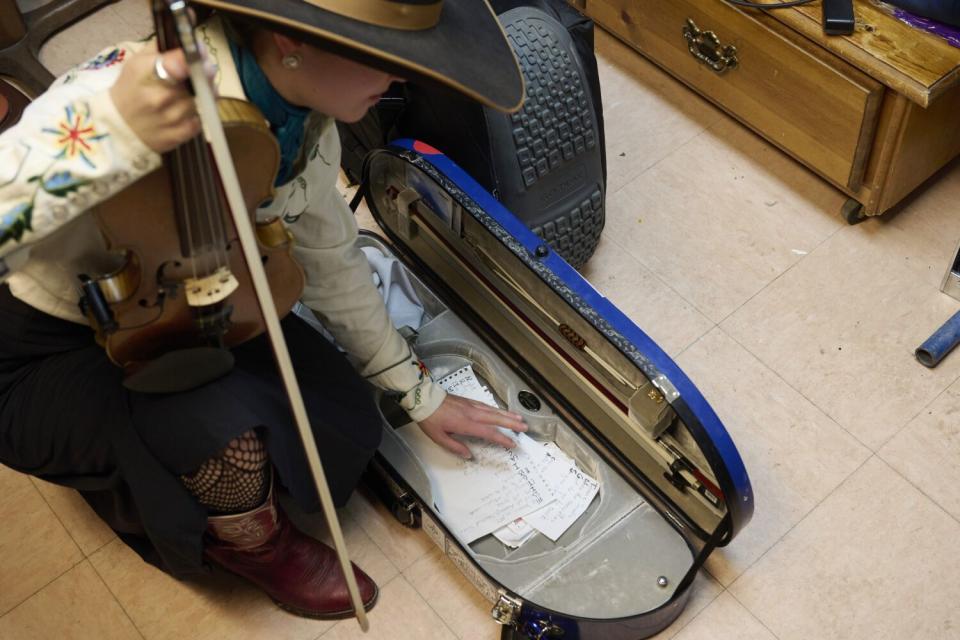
191, 132, 225, 278
186, 116, 224, 273
188, 137, 211, 277
173, 143, 199, 284
197, 132, 230, 271
191, 136, 215, 264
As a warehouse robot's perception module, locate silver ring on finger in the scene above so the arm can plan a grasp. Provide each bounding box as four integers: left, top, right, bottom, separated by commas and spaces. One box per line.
153, 56, 179, 87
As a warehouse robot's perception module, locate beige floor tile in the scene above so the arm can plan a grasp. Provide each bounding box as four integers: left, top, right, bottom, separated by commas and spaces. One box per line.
280, 496, 399, 588
0, 560, 141, 640
31, 479, 116, 556
672, 592, 775, 640
721, 224, 960, 451
605, 117, 845, 324
595, 30, 723, 195
319, 576, 456, 640
110, 0, 156, 39
579, 235, 713, 357
0, 466, 83, 615
880, 377, 960, 522
643, 572, 723, 640
730, 457, 960, 640
852, 161, 960, 291
677, 328, 871, 586
38, 6, 133, 78
90, 539, 331, 640
403, 548, 499, 640
343, 487, 434, 572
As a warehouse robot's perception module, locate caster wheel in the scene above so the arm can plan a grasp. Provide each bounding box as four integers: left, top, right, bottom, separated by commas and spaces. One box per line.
842, 198, 867, 225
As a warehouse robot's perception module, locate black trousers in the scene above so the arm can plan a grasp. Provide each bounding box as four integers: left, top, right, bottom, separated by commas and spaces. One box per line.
0, 285, 382, 577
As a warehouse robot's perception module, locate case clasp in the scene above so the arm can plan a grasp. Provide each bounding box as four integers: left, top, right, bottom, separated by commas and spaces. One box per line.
491, 593, 523, 627
394, 187, 421, 241
628, 380, 676, 439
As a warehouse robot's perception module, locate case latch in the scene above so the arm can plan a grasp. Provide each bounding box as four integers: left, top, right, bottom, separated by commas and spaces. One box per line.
491, 592, 523, 627
628, 380, 676, 439
394, 187, 421, 242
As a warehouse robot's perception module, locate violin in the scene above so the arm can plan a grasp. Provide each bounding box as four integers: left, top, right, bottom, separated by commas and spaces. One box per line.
80, 0, 370, 629
81, 3, 303, 394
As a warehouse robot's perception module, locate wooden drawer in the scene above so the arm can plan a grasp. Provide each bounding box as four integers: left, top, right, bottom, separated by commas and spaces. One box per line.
583, 0, 884, 190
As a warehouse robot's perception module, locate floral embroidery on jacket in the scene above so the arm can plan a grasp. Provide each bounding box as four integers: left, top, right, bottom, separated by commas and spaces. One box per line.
40, 171, 90, 196
308, 144, 332, 166
42, 103, 109, 168
1, 201, 33, 246
0, 170, 90, 248
415, 359, 429, 381
79, 48, 126, 71
281, 176, 309, 224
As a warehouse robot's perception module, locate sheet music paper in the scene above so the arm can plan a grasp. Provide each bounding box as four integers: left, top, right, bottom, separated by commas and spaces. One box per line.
492, 443, 600, 546
436, 366, 498, 406
493, 517, 538, 548
398, 424, 557, 542
402, 364, 600, 546
522, 443, 600, 541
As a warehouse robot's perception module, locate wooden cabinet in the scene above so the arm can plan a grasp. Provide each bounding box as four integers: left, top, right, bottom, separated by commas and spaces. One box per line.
578, 0, 960, 221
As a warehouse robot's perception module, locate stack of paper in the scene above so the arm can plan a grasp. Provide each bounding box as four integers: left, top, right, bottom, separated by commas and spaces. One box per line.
493, 442, 600, 546
397, 364, 600, 548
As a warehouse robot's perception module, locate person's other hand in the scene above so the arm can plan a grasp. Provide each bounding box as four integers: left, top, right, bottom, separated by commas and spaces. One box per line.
110, 42, 215, 153
417, 394, 527, 459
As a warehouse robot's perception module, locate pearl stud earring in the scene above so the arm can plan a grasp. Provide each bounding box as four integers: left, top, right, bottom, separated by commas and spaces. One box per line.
282, 54, 302, 69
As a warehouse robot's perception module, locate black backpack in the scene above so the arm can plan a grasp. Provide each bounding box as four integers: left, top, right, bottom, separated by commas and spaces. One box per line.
339, 1, 606, 268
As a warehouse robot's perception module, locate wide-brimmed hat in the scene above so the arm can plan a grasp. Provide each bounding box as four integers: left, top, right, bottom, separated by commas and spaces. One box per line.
188, 0, 525, 112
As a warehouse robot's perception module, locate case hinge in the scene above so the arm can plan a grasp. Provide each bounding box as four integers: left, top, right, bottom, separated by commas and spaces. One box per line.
392, 492, 420, 528
491, 592, 523, 627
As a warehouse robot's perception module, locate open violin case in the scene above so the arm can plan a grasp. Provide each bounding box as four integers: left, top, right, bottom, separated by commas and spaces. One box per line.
342, 140, 753, 639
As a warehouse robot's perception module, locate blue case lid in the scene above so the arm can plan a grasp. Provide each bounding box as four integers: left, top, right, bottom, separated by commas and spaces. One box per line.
365, 140, 753, 543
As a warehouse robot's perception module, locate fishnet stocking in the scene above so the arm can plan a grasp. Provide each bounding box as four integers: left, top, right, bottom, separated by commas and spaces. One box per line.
181, 430, 269, 514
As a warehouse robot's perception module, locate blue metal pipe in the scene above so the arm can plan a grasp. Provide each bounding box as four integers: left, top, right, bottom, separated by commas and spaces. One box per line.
916, 309, 960, 367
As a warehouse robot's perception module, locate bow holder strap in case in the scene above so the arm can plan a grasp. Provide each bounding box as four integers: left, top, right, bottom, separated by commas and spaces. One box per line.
360, 140, 753, 639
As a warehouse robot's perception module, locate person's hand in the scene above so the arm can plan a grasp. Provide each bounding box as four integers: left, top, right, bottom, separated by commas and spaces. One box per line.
109, 42, 215, 153
417, 394, 527, 459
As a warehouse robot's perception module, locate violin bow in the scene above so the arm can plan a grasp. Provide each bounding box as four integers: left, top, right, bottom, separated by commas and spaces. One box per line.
166, 0, 371, 629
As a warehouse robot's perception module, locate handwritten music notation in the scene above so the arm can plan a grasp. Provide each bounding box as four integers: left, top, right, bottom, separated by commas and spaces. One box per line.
400, 364, 600, 546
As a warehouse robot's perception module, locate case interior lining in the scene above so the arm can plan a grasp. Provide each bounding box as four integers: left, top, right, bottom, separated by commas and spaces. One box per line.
359, 236, 694, 619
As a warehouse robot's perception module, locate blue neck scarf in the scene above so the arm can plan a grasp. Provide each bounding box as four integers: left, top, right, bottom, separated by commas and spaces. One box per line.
228, 39, 310, 186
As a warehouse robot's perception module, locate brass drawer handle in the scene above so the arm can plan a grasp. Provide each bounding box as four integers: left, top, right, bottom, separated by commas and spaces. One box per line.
682, 18, 739, 74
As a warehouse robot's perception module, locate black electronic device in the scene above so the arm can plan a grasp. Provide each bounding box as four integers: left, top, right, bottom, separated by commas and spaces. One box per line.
823, 0, 856, 34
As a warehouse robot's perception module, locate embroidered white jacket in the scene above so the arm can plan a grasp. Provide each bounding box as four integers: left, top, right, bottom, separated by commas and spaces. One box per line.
0, 19, 446, 421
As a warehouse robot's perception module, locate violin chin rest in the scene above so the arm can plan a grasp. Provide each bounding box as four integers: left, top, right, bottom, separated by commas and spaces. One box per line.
122, 347, 236, 394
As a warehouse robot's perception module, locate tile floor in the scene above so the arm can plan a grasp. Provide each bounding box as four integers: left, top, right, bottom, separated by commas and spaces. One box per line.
3, 3, 960, 639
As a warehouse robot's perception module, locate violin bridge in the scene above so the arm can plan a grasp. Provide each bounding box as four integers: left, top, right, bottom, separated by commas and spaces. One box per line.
184, 267, 240, 306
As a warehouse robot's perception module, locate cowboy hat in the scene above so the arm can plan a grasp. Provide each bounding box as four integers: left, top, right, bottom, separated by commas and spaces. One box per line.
188, 0, 525, 112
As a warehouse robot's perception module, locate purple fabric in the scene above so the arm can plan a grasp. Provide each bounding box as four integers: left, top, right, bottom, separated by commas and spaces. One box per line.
886, 0, 960, 27
884, 2, 960, 48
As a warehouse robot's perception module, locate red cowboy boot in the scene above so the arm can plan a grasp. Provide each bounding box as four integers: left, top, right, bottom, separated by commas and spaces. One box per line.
204, 485, 378, 619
